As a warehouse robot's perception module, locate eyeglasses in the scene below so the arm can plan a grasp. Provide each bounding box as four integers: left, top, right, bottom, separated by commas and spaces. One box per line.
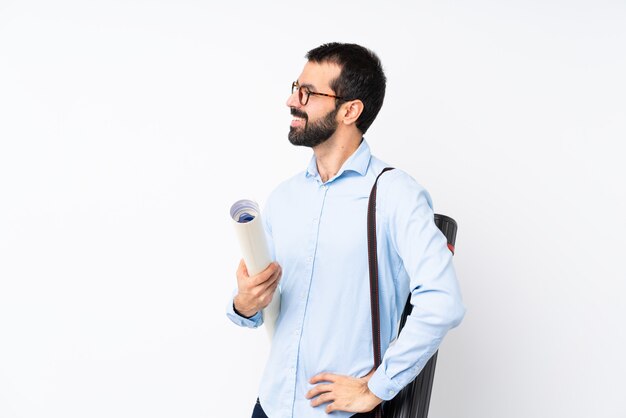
291, 81, 344, 106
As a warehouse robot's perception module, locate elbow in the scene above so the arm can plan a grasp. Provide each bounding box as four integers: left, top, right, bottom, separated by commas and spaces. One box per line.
435, 293, 466, 330
412, 293, 466, 331
442, 287, 465, 329
448, 301, 466, 329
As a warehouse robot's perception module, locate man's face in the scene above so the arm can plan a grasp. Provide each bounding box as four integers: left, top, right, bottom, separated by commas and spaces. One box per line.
286, 61, 342, 148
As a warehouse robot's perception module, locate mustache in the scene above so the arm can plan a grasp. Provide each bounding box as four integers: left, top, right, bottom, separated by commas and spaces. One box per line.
290, 108, 308, 120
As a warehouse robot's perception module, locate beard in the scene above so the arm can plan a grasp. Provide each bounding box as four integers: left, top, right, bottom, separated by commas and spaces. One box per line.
288, 106, 339, 148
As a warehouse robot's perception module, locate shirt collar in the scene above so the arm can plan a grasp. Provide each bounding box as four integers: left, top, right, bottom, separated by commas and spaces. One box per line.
305, 139, 371, 181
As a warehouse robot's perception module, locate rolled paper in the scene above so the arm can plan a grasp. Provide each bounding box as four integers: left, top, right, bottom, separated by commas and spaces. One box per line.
230, 199, 280, 339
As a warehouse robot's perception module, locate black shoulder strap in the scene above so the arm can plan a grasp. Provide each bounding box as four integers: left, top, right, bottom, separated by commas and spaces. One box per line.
367, 167, 394, 418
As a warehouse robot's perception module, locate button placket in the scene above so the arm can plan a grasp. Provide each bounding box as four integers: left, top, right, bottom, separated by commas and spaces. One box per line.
289, 180, 328, 415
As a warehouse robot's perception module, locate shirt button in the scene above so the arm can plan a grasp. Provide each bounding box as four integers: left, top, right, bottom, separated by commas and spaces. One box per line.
306, 256, 313, 263
389, 390, 395, 396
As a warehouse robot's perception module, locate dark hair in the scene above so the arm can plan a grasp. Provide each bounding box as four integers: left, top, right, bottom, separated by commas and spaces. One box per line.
306, 42, 386, 135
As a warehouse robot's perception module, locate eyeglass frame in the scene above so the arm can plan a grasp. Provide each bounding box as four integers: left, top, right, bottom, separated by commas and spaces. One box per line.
291, 81, 346, 106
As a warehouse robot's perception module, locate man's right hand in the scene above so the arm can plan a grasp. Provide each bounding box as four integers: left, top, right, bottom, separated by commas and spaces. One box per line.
233, 259, 282, 318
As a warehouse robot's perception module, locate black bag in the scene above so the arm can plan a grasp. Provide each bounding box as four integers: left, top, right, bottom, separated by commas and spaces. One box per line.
367, 168, 458, 418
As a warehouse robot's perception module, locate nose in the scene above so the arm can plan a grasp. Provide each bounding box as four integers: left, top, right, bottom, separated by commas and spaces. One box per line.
286, 89, 301, 108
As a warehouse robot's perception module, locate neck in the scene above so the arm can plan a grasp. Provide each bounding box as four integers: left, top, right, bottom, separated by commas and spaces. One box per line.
313, 129, 363, 183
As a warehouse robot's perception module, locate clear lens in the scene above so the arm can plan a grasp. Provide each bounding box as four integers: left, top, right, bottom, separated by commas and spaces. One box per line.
291, 81, 308, 105
300, 87, 309, 105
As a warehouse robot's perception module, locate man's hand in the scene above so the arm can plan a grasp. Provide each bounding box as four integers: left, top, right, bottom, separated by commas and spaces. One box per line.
306, 370, 382, 414
233, 259, 282, 318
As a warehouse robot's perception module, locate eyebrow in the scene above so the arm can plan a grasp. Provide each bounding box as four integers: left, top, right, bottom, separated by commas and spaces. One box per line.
298, 81, 317, 92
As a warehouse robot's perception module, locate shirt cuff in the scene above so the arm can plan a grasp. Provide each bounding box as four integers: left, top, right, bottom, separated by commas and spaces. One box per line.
368, 367, 403, 401
226, 298, 263, 328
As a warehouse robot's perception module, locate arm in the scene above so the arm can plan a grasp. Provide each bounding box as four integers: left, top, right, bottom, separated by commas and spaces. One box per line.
368, 172, 465, 400
306, 172, 464, 413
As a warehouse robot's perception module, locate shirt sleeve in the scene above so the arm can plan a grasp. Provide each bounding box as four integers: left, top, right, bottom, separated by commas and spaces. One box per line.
368, 171, 466, 400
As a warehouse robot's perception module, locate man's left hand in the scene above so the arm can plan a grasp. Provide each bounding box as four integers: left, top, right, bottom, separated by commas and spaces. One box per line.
306, 370, 382, 414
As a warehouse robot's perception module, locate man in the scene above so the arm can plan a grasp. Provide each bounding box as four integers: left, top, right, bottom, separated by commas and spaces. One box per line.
227, 43, 465, 418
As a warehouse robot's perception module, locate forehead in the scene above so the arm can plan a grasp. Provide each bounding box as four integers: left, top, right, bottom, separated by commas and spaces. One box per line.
297, 61, 342, 91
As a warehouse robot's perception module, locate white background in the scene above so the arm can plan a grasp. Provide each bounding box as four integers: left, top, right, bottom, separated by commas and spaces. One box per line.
1, 1, 625, 417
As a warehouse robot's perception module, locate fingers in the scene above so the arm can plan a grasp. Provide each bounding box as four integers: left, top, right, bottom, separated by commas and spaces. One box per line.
307, 374, 338, 410
255, 264, 281, 295
306, 383, 332, 400
237, 259, 249, 279
306, 372, 381, 414
310, 392, 335, 408
237, 261, 282, 290
246, 262, 282, 287
309, 372, 337, 384
234, 261, 282, 314
257, 277, 280, 308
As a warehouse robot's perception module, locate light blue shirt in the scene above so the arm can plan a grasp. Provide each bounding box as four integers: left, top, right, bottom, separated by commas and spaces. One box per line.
227, 140, 465, 418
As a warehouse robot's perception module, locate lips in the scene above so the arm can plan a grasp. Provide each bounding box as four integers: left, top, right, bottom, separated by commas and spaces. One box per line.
291, 117, 306, 127
290, 108, 307, 128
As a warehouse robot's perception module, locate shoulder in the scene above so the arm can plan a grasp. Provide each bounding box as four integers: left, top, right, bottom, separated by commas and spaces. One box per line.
371, 155, 431, 200
369, 158, 434, 216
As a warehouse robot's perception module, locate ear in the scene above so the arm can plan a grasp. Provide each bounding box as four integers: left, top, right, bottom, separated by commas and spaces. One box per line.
339, 100, 364, 127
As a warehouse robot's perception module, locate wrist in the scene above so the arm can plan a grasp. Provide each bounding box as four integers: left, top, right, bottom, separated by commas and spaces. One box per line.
233, 296, 257, 319
368, 390, 382, 404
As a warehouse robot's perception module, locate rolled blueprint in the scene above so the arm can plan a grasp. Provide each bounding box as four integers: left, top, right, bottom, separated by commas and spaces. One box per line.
230, 199, 280, 339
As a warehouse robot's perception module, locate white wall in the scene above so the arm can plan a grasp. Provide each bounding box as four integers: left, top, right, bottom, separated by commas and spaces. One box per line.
1, 1, 624, 417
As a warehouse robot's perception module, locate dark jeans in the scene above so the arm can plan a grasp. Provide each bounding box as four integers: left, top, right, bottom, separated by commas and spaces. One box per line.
251, 399, 268, 418
251, 398, 376, 418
